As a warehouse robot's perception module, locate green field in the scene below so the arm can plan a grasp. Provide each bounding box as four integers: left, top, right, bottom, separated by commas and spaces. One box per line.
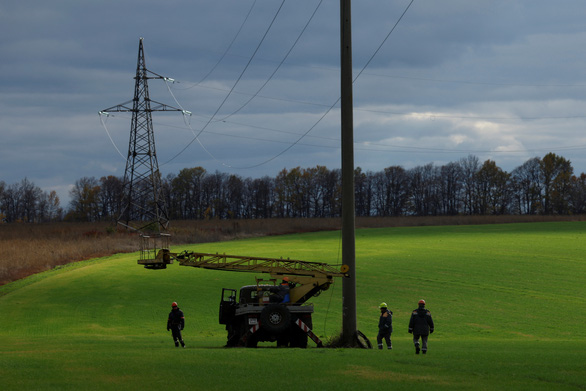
1, 222, 585, 390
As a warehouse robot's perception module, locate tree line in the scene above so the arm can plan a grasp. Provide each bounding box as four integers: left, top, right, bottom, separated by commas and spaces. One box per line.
1, 152, 585, 223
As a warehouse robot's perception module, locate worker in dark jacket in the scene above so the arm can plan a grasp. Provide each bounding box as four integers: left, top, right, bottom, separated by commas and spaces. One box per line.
167, 302, 185, 348
377, 302, 393, 350
408, 299, 434, 354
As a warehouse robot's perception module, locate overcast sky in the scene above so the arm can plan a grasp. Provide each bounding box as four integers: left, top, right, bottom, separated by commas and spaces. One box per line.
2, 0, 586, 206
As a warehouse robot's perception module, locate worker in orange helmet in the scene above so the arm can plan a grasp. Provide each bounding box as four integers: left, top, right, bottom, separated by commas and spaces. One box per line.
278, 277, 291, 303
408, 299, 434, 354
167, 302, 185, 348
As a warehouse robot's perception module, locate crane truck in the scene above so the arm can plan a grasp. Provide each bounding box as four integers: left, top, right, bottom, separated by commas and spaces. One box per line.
138, 238, 348, 348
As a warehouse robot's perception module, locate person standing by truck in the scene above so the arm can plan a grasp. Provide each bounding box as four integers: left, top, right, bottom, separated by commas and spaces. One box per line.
408, 299, 434, 354
377, 302, 393, 350
167, 302, 185, 348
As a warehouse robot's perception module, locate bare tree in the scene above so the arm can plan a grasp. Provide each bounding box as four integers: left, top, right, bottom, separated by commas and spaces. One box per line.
511, 157, 541, 215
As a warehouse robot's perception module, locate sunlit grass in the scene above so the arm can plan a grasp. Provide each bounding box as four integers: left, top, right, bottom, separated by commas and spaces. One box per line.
1, 221, 585, 390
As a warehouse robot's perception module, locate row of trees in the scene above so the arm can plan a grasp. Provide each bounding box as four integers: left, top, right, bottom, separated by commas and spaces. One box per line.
2, 153, 585, 223
0, 178, 64, 223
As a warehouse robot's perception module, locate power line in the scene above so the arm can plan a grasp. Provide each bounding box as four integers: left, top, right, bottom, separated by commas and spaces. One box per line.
120, 1, 586, 170
215, 0, 324, 122
353, 0, 415, 82
102, 111, 586, 159
184, 0, 418, 169
161, 0, 287, 166
169, 79, 586, 122
163, 0, 325, 168
175, 0, 259, 89
98, 112, 127, 160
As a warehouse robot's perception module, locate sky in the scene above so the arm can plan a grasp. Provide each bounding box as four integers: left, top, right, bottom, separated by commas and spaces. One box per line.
2, 0, 586, 206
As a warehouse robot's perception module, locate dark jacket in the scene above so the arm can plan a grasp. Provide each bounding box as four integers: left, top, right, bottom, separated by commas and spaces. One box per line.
378, 310, 393, 333
408, 307, 434, 336
167, 308, 185, 330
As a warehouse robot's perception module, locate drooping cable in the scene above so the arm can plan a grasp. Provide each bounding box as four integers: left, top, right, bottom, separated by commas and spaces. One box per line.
216, 0, 324, 122
98, 112, 127, 161
353, 0, 415, 82
161, 0, 287, 166
221, 0, 417, 169
176, 0, 259, 90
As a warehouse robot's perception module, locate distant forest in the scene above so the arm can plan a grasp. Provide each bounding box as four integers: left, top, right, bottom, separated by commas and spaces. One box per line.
1, 152, 585, 223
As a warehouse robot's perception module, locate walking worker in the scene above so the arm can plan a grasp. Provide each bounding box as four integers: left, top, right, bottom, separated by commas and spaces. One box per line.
377, 302, 393, 350
167, 302, 185, 348
408, 299, 434, 354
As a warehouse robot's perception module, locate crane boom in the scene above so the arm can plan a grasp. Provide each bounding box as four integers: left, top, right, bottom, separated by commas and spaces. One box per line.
175, 251, 348, 278
139, 249, 349, 305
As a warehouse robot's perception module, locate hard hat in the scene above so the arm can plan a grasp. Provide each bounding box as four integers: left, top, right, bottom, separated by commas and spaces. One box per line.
171, 302, 178, 307
418, 299, 426, 305
282, 276, 290, 282
379, 302, 387, 309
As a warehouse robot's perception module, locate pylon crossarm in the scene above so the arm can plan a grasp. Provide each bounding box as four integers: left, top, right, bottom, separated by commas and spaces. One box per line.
148, 99, 183, 112
144, 69, 168, 80
100, 100, 134, 114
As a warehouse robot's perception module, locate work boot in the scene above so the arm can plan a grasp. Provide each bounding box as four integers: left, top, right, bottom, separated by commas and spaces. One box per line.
387, 345, 393, 350
422, 350, 427, 355
415, 345, 420, 354
180, 340, 185, 348
378, 344, 383, 350
175, 341, 179, 347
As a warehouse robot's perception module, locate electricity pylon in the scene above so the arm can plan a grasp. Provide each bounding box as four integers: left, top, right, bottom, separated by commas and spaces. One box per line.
101, 38, 185, 233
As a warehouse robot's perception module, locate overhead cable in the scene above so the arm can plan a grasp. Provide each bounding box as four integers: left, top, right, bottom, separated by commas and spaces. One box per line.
161, 0, 287, 167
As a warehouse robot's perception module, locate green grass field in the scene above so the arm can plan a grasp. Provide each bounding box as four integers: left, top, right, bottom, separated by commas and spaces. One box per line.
1, 222, 585, 390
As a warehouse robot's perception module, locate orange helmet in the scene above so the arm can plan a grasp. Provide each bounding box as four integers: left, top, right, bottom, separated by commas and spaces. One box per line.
171, 302, 178, 307
418, 299, 426, 305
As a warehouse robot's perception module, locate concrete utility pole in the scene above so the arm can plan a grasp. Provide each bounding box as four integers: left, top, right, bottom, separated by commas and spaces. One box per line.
340, 0, 357, 346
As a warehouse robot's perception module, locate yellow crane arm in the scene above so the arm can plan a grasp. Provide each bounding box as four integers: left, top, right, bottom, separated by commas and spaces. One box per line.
175, 251, 348, 278
138, 249, 348, 304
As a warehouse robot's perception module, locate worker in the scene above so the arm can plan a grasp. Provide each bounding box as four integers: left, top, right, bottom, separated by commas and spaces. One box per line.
278, 277, 291, 303
408, 299, 434, 354
377, 302, 393, 350
167, 301, 185, 348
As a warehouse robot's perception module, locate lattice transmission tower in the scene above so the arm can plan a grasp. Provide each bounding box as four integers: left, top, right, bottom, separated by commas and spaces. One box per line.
101, 38, 185, 233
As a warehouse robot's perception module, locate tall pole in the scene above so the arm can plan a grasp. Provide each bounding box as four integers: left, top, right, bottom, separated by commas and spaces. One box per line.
340, 0, 357, 345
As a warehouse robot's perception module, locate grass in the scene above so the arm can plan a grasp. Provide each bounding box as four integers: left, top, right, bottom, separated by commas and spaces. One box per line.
2, 214, 584, 285
1, 221, 585, 390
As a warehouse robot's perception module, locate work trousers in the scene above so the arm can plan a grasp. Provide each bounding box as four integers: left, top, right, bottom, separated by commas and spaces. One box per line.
171, 326, 183, 344
377, 330, 392, 349
413, 334, 429, 351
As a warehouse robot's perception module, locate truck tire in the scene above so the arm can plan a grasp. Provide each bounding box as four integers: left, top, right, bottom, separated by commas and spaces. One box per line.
260, 304, 291, 334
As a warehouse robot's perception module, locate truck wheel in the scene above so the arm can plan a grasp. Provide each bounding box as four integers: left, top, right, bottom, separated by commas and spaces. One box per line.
260, 304, 291, 334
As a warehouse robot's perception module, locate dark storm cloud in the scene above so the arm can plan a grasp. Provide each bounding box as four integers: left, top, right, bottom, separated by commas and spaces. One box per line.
1, 0, 586, 205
